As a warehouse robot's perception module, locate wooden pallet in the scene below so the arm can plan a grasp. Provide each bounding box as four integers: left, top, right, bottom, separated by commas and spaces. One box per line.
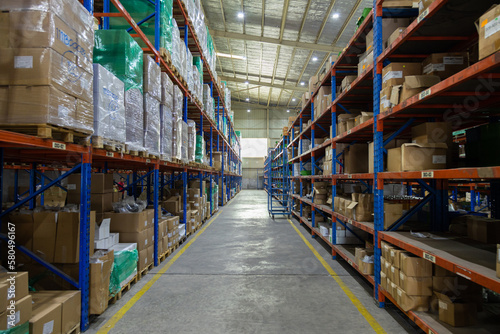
108, 274, 138, 305
171, 157, 182, 165
0, 124, 91, 145
92, 136, 126, 153
160, 48, 172, 66
158, 248, 171, 262
66, 323, 81, 334
137, 263, 154, 280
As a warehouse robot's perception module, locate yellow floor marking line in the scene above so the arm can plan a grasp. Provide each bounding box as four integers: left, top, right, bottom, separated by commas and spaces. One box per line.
97, 210, 223, 334
287, 219, 387, 334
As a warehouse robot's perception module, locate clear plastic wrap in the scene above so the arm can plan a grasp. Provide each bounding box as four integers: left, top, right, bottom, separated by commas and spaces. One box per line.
109, 243, 138, 293
161, 73, 174, 105
170, 19, 181, 71
143, 55, 161, 101
181, 121, 188, 162
187, 120, 196, 162
173, 85, 183, 114
93, 64, 126, 144
143, 93, 161, 156
160, 104, 173, 161
94, 30, 143, 93
172, 110, 182, 160
125, 89, 144, 151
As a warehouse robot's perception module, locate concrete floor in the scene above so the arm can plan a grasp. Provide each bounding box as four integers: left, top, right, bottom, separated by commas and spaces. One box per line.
88, 190, 421, 334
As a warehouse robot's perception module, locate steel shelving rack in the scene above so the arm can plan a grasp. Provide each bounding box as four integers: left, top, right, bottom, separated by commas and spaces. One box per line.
266, 136, 291, 218
0, 0, 242, 331
282, 1, 500, 333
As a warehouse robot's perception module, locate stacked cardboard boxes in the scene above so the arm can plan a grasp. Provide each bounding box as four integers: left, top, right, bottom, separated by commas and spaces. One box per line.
29, 291, 81, 334
164, 216, 180, 251
0, 272, 32, 330
0, 0, 94, 133
323, 145, 333, 176
355, 247, 374, 275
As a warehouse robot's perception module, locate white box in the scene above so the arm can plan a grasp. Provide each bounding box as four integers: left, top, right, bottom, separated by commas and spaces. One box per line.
109, 233, 120, 247
95, 218, 111, 240
95, 237, 111, 249
320, 226, 329, 237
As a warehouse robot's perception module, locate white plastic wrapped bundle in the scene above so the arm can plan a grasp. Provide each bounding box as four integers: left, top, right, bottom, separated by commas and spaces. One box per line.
203, 85, 211, 108
186, 48, 193, 89
181, 121, 188, 163
172, 111, 182, 160
161, 73, 173, 105
143, 93, 161, 155
225, 88, 231, 113
173, 85, 183, 114
187, 120, 196, 162
125, 89, 144, 152
93, 64, 126, 144
160, 104, 172, 161
179, 41, 187, 81
171, 19, 181, 71
143, 55, 161, 101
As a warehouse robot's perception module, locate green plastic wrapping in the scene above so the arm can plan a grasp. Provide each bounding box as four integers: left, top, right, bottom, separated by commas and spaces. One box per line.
109, 0, 173, 52
109, 248, 139, 296
356, 8, 372, 28
195, 134, 205, 163
193, 56, 203, 85
0, 322, 29, 334
94, 30, 144, 92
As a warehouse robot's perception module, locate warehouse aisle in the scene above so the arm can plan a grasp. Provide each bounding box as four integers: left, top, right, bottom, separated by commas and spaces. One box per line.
89, 190, 416, 334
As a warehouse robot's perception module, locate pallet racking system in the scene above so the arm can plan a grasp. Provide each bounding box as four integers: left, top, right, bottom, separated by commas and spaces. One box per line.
281, 1, 500, 332
0, 0, 242, 331
265, 136, 291, 218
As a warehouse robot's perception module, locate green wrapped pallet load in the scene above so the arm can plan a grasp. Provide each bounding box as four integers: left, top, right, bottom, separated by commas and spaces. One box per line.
0, 322, 29, 334
94, 30, 145, 152
109, 0, 174, 53
195, 135, 205, 163
108, 243, 139, 297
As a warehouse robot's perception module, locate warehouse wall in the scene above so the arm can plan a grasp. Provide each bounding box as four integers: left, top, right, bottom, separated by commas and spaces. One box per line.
234, 107, 290, 189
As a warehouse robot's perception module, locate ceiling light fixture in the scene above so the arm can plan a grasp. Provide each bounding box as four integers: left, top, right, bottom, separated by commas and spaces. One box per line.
300, 82, 305, 86
332, 13, 340, 19
245, 98, 249, 101
287, 109, 290, 113
312, 57, 318, 61
247, 109, 251, 112
216, 52, 246, 60
292, 98, 296, 102
238, 12, 244, 19
244, 81, 249, 85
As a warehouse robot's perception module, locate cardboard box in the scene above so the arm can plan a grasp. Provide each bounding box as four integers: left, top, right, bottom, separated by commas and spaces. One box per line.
435, 292, 477, 327
357, 50, 373, 76
398, 75, 440, 102
138, 248, 148, 271
387, 143, 447, 172
66, 173, 114, 195
382, 63, 421, 89
400, 253, 432, 277
29, 298, 62, 334
396, 288, 429, 312
105, 211, 149, 233
30, 291, 80, 334
422, 53, 469, 80
0, 284, 6, 313
91, 193, 113, 213
0, 294, 32, 330
119, 230, 149, 251
381, 271, 387, 290
384, 203, 404, 229
343, 143, 368, 174
32, 212, 57, 262
411, 122, 452, 144
95, 218, 111, 240
390, 249, 405, 268
400, 273, 432, 296
467, 217, 500, 243
309, 75, 319, 93
90, 250, 113, 315
381, 241, 394, 259
341, 76, 357, 92
147, 246, 154, 266
477, 5, 500, 60
54, 211, 96, 263
0, 272, 29, 303
418, 0, 435, 14
386, 27, 406, 48
390, 265, 400, 285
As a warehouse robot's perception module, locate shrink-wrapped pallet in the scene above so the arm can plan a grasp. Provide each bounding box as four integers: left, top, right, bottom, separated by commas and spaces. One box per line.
144, 93, 161, 156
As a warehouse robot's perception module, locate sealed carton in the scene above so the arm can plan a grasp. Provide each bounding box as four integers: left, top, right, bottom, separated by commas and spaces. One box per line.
29, 298, 62, 334
119, 230, 149, 251
91, 193, 113, 213
89, 250, 114, 315
30, 291, 80, 334
396, 288, 429, 312
411, 122, 452, 144
357, 50, 373, 76
0, 272, 29, 303
434, 292, 477, 327
422, 53, 469, 80
382, 63, 421, 89
386, 27, 406, 48
66, 173, 114, 196
398, 75, 440, 102
54, 211, 96, 263
33, 212, 57, 263
477, 5, 500, 60
104, 210, 149, 233
387, 143, 447, 172
384, 203, 404, 229
341, 76, 357, 92
343, 143, 368, 174
400, 253, 432, 277
400, 273, 432, 296
466, 216, 500, 243
0, 295, 32, 330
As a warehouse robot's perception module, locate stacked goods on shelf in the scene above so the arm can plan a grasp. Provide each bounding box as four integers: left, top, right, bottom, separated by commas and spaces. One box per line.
196, 135, 206, 164
94, 30, 144, 153
93, 64, 126, 148
0, 272, 31, 331
355, 246, 374, 275
187, 120, 196, 162
172, 85, 185, 161
143, 55, 161, 157
160, 73, 174, 161
29, 290, 81, 334
0, 0, 94, 134
164, 216, 180, 250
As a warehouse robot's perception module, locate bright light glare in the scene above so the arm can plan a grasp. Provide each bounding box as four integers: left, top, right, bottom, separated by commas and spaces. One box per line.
238, 12, 244, 18
332, 13, 340, 19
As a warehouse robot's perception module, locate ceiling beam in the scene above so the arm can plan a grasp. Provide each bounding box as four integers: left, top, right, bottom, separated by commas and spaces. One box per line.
220, 76, 308, 92
211, 30, 343, 53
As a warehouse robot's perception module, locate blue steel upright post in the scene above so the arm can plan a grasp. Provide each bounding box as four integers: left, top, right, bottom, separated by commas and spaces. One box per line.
153, 163, 160, 265
331, 65, 337, 259
373, 0, 385, 307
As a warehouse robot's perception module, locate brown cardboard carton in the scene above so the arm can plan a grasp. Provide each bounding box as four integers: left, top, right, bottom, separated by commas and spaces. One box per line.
359, 260, 374, 275
384, 203, 404, 229
381, 241, 394, 259
355, 193, 374, 222
390, 265, 400, 285
138, 249, 148, 271
357, 50, 373, 76
396, 288, 429, 312
477, 5, 500, 60
382, 63, 421, 89
66, 173, 114, 196
381, 271, 387, 290
418, 0, 435, 14
29, 299, 62, 334
466, 217, 500, 243
400, 272, 432, 296
0, 272, 29, 303
434, 292, 477, 327
379, 87, 393, 113
341, 76, 357, 92
119, 230, 148, 251
147, 246, 154, 267
422, 53, 469, 80
105, 211, 149, 233
0, 294, 32, 330
397, 143, 447, 171
434, 264, 454, 277
386, 27, 406, 48
308, 75, 319, 93
112, 191, 122, 203
54, 211, 96, 263
387, 147, 402, 172
0, 284, 6, 313
147, 227, 154, 247
399, 75, 440, 102
381, 257, 387, 275
30, 291, 80, 334
390, 248, 405, 268
0, 85, 77, 128
162, 235, 169, 252
400, 253, 432, 277
91, 193, 113, 213
32, 212, 57, 262
344, 143, 368, 174
89, 250, 113, 315
411, 122, 452, 145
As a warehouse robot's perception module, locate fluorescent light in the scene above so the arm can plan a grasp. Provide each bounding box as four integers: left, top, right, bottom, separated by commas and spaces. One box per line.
292, 98, 296, 102
245, 98, 249, 101
238, 12, 244, 18
300, 82, 305, 86
216, 52, 246, 60
287, 109, 290, 113
244, 81, 249, 85
312, 57, 318, 61
332, 13, 340, 19
247, 109, 251, 112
